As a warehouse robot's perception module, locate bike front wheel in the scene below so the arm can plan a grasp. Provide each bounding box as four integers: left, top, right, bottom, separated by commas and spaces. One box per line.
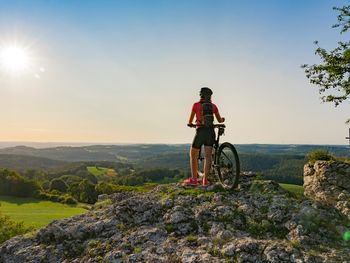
216, 142, 240, 190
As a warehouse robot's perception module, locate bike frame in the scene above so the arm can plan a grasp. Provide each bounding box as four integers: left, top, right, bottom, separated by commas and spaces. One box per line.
189, 123, 240, 189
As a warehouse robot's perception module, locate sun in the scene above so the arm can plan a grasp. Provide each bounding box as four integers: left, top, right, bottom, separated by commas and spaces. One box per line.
0, 44, 31, 75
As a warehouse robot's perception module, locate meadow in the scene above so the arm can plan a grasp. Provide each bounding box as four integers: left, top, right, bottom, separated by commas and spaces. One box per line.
279, 183, 304, 197
87, 166, 117, 177
0, 195, 87, 228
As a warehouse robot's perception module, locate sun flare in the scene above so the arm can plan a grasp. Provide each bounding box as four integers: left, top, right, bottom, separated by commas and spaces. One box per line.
0, 44, 31, 75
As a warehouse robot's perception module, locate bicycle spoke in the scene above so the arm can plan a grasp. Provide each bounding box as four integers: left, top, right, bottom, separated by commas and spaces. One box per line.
220, 151, 233, 167
217, 143, 240, 190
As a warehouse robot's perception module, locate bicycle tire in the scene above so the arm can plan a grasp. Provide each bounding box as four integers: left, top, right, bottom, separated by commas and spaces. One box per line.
216, 142, 240, 190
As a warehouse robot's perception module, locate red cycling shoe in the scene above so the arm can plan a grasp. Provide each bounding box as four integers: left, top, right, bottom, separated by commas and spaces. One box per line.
202, 179, 209, 186
183, 177, 199, 186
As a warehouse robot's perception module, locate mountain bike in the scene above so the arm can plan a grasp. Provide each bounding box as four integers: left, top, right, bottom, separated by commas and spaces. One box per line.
188, 124, 240, 190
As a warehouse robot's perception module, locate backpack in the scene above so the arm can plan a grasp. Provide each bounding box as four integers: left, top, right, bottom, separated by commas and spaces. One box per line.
201, 101, 214, 127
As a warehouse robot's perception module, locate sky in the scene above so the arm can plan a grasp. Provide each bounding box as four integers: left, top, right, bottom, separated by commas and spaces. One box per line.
0, 0, 349, 145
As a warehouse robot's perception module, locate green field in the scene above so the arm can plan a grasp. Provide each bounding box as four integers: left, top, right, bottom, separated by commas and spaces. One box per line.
279, 183, 304, 197
0, 196, 87, 228
87, 166, 117, 177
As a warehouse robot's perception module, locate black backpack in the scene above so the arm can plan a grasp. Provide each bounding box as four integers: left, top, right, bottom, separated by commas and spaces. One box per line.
201, 101, 214, 127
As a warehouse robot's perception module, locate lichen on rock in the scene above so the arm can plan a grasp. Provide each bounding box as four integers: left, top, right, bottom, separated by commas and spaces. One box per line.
1, 172, 350, 262
304, 160, 350, 219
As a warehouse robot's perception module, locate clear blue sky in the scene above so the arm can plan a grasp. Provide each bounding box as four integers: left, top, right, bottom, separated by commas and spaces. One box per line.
0, 0, 349, 145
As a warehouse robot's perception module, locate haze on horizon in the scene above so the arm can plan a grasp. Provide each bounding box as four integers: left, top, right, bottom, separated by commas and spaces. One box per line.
0, 0, 349, 145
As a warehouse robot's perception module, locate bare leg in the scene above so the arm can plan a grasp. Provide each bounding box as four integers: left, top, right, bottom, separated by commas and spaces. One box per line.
204, 146, 213, 181
190, 147, 200, 179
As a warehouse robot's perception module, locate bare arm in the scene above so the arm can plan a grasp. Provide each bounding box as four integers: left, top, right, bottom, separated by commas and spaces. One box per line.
188, 110, 196, 125
215, 111, 225, 123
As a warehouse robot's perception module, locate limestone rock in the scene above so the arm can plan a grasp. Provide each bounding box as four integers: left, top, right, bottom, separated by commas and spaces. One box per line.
1, 173, 350, 262
304, 160, 350, 218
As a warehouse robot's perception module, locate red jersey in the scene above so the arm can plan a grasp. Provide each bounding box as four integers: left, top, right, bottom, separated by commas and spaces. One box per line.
192, 101, 218, 127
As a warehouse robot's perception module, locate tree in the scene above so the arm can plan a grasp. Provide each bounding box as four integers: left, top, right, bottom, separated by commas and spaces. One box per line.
49, 178, 68, 193
0, 169, 40, 197
78, 179, 97, 204
95, 182, 114, 195
302, 6, 350, 123
24, 169, 47, 181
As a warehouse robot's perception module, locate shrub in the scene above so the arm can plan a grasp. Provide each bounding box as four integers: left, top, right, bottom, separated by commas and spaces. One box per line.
0, 210, 32, 244
50, 194, 60, 202
50, 178, 68, 193
50, 190, 61, 195
307, 150, 335, 162
63, 195, 78, 205
37, 191, 77, 205
41, 180, 50, 191
95, 182, 114, 195
57, 195, 65, 203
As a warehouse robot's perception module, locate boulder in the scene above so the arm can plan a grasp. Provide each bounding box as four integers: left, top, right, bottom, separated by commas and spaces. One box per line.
304, 160, 350, 218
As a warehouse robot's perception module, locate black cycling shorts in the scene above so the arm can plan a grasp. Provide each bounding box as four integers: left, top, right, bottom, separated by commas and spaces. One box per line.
192, 127, 216, 149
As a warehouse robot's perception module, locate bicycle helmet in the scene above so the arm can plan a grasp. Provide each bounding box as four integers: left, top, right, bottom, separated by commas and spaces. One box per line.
200, 87, 213, 97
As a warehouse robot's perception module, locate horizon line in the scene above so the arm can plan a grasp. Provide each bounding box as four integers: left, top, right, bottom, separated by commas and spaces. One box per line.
0, 141, 348, 147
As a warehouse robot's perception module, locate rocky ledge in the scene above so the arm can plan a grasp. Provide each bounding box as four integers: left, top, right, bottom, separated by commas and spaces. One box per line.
1, 172, 350, 263
304, 160, 350, 219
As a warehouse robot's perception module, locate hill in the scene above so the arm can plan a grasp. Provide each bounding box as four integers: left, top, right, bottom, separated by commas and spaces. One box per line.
0, 144, 348, 186
0, 146, 117, 162
236, 144, 350, 156
1, 144, 348, 163
0, 154, 66, 172
0, 144, 189, 162
1, 174, 349, 262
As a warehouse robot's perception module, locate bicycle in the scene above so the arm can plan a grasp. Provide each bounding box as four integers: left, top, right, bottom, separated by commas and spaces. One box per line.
188, 124, 240, 190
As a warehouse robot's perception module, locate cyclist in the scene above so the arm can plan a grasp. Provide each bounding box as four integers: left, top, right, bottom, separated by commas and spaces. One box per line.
184, 87, 225, 186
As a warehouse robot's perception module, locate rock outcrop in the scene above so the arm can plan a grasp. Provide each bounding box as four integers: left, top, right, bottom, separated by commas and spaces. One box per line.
304, 160, 350, 218
1, 173, 350, 262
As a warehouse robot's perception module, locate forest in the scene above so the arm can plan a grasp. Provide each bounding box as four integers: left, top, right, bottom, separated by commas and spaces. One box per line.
0, 144, 348, 204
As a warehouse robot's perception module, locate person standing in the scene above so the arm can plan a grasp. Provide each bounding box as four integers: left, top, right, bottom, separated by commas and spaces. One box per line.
184, 87, 225, 186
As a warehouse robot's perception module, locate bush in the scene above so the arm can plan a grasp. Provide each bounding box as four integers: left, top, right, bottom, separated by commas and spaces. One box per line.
50, 190, 61, 195
50, 178, 68, 193
95, 182, 114, 195
37, 191, 77, 205
0, 210, 32, 244
307, 150, 335, 162
46, 193, 59, 202
41, 180, 50, 191
63, 195, 78, 204
37, 191, 48, 199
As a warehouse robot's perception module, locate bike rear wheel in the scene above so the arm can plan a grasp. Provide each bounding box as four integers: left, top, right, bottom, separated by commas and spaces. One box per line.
216, 142, 240, 190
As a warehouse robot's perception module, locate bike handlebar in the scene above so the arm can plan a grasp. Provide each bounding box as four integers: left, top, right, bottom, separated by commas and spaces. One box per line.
187, 124, 226, 128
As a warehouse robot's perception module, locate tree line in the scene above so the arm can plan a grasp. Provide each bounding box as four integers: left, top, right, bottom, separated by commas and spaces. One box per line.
0, 166, 187, 204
